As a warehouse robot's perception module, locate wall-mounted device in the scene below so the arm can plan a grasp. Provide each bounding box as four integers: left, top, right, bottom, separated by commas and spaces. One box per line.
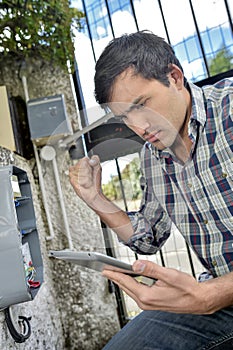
0, 165, 43, 309
27, 94, 72, 146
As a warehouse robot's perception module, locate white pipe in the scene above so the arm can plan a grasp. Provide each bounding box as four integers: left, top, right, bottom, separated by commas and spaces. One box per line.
21, 74, 55, 241
51, 154, 74, 250
40, 145, 74, 249
33, 144, 55, 241
21, 75, 29, 103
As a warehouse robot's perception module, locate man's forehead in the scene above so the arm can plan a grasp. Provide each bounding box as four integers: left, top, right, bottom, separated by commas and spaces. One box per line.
110, 67, 141, 99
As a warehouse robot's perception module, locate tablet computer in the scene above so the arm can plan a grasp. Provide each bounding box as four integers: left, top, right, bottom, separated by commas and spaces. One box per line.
49, 250, 155, 286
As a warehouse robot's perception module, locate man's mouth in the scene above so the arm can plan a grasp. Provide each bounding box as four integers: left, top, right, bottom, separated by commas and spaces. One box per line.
144, 131, 161, 143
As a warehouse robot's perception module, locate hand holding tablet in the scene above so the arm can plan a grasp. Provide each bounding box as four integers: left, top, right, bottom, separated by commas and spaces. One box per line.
49, 250, 156, 286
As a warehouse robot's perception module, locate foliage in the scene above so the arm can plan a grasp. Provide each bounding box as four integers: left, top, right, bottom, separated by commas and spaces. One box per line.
0, 0, 84, 71
102, 176, 118, 201
208, 46, 233, 76
102, 158, 142, 202
121, 157, 142, 200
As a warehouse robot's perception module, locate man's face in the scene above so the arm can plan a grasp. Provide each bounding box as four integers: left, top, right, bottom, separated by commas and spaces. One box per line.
108, 66, 190, 151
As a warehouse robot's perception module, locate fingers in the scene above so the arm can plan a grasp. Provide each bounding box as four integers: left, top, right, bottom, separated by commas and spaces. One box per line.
133, 260, 196, 289
102, 270, 156, 310
103, 261, 202, 313
89, 155, 100, 167
132, 260, 179, 285
89, 155, 102, 186
69, 155, 102, 204
103, 270, 146, 295
69, 157, 91, 188
69, 156, 100, 185
133, 260, 164, 278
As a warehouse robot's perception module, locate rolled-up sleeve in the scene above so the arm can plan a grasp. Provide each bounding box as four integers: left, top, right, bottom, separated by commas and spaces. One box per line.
124, 194, 172, 255
124, 208, 171, 255
120, 144, 172, 254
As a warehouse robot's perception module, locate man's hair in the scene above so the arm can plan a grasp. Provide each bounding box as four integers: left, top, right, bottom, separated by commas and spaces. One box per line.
94, 30, 184, 105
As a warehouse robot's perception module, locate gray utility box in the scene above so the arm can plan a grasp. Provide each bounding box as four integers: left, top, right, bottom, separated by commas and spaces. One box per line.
0, 166, 43, 309
27, 94, 72, 145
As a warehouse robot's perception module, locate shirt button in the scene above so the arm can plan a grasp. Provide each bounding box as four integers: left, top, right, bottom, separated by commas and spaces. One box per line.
212, 260, 217, 267
187, 183, 192, 188
221, 173, 227, 178
203, 219, 208, 224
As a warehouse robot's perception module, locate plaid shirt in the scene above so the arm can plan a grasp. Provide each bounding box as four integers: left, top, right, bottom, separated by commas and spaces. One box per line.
126, 78, 233, 278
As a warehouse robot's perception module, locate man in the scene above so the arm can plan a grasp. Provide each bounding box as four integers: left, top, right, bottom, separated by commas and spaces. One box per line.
69, 31, 233, 349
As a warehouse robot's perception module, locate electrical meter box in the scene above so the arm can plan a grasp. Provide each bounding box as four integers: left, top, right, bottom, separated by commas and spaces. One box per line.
27, 94, 72, 145
0, 165, 43, 309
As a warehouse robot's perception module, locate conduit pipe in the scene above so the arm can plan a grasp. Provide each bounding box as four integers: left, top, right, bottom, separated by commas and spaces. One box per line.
21, 72, 56, 241
33, 143, 55, 241
40, 146, 74, 250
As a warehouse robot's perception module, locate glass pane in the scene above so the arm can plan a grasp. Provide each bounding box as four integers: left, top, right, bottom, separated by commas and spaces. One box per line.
161, 0, 207, 81
228, 0, 233, 20
72, 1, 106, 121
161, 0, 197, 44
132, 0, 168, 39
192, 0, 229, 31
108, 0, 138, 37
85, 0, 112, 41
102, 153, 142, 211
84, 0, 114, 59
72, 0, 139, 123
191, 0, 233, 76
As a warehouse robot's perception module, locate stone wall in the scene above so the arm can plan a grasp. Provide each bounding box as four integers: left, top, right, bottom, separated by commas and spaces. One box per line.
0, 58, 120, 349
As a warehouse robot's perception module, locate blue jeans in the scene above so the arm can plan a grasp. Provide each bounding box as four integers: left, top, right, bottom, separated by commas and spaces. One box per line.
102, 307, 233, 350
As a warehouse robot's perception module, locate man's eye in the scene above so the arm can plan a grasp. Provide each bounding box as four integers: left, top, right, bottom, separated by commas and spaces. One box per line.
135, 103, 145, 110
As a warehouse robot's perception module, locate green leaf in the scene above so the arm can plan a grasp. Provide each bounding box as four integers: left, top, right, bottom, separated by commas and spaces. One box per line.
0, 0, 84, 71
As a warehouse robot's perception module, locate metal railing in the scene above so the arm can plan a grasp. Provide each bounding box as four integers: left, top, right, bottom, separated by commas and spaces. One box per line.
100, 154, 205, 324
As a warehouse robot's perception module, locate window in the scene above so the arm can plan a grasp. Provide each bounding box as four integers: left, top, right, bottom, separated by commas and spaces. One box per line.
72, 0, 233, 124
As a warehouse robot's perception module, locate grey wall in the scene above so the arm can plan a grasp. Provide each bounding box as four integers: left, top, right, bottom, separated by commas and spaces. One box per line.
0, 58, 120, 350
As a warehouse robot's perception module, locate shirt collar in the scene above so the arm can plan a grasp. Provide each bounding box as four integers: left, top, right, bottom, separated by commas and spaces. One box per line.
188, 82, 206, 127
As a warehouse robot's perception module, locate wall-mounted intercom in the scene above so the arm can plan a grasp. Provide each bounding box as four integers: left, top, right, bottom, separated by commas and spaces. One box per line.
27, 94, 72, 145
0, 165, 43, 310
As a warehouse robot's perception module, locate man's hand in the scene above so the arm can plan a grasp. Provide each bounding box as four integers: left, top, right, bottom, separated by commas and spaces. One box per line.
69, 154, 134, 241
69, 155, 102, 206
103, 260, 220, 314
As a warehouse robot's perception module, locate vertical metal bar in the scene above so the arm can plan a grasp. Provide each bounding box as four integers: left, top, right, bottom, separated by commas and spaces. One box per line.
101, 221, 129, 327
129, 0, 139, 31
159, 250, 166, 267
114, 284, 130, 326
103, 0, 115, 37
188, 0, 210, 77
185, 242, 196, 277
224, 0, 233, 34
157, 0, 171, 44
73, 62, 89, 129
115, 157, 138, 260
115, 158, 129, 212
81, 0, 97, 62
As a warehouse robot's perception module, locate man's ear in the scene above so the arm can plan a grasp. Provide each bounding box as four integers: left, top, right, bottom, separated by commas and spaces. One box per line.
169, 64, 184, 89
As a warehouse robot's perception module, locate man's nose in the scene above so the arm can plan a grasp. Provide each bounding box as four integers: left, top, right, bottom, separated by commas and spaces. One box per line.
126, 117, 150, 136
